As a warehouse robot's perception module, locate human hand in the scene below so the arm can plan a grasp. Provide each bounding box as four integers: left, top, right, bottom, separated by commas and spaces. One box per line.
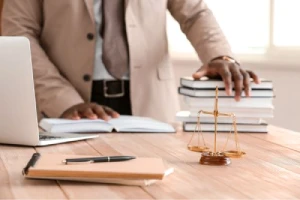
61, 103, 119, 121
192, 60, 260, 101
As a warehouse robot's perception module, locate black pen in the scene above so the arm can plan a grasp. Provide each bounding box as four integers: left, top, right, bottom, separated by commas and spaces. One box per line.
62, 156, 136, 165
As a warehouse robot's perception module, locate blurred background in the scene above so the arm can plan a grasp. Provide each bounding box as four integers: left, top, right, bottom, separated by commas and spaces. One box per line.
167, 0, 300, 131
0, 0, 298, 131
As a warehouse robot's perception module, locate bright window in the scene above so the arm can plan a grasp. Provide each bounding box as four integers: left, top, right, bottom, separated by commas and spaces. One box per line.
205, 0, 270, 53
274, 0, 300, 46
167, 0, 300, 64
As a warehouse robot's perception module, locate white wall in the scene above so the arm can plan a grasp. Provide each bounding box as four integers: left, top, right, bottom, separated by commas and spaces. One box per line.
173, 60, 300, 132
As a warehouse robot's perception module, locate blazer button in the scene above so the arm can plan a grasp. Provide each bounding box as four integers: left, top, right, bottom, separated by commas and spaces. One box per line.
83, 74, 91, 82
87, 33, 94, 40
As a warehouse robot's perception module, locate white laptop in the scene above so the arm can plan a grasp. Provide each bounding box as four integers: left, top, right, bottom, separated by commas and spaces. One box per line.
0, 37, 99, 146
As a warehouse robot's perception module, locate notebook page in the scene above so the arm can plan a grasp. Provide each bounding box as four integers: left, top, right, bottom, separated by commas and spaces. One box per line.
40, 119, 107, 125
39, 118, 114, 133
27, 167, 174, 186
108, 116, 175, 133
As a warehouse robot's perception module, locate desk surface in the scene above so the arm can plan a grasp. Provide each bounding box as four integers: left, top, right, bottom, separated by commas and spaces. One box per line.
1, 125, 300, 199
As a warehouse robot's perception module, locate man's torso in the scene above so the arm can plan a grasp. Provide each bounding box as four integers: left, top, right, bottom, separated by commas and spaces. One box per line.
41, 0, 179, 122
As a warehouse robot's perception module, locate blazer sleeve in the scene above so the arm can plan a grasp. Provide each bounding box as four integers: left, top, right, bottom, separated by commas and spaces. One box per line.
167, 0, 236, 65
1, 0, 84, 118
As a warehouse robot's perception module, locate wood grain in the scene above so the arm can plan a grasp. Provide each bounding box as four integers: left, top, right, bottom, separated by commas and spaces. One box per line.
250, 125, 300, 151
0, 145, 66, 199
1, 126, 300, 199
133, 132, 300, 199
90, 134, 248, 199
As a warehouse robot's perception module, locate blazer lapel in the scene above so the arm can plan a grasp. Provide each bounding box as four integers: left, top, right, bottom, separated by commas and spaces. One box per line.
84, 0, 95, 23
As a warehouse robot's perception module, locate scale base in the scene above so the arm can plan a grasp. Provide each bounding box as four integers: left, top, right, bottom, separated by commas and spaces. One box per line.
199, 152, 231, 166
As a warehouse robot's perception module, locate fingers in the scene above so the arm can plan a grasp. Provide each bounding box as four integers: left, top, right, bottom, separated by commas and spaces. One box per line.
192, 67, 207, 80
92, 104, 120, 121
61, 112, 74, 119
103, 106, 120, 118
203, 60, 260, 100
218, 65, 232, 96
81, 107, 97, 119
61, 109, 80, 120
230, 65, 243, 101
61, 102, 121, 121
241, 69, 251, 97
92, 105, 109, 121
247, 70, 260, 84
71, 110, 80, 120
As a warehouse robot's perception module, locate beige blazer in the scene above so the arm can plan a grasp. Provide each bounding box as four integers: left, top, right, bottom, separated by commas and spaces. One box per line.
2, 0, 233, 123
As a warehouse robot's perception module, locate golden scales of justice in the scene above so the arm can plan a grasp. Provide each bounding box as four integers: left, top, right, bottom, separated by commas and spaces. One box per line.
187, 86, 246, 165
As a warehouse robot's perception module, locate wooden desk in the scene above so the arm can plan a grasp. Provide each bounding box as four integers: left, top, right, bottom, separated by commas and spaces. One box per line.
1, 125, 300, 199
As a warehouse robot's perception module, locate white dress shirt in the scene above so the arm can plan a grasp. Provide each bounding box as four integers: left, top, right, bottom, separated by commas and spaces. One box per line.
93, 0, 129, 80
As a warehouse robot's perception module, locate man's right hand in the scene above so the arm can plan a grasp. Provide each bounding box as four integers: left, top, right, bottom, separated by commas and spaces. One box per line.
61, 103, 120, 121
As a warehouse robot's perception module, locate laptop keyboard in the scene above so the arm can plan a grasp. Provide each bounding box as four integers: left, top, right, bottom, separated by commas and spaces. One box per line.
39, 135, 62, 140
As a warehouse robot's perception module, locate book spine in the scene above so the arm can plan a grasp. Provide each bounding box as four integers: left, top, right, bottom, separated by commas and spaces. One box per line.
22, 153, 41, 175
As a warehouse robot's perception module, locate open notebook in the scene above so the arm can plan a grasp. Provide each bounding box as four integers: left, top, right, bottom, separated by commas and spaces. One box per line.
23, 153, 174, 186
39, 116, 175, 133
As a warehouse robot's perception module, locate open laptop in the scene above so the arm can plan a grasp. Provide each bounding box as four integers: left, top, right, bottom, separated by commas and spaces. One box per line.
0, 37, 99, 146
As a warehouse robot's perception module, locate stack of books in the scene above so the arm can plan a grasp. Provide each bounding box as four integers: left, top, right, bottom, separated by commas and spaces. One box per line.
177, 77, 274, 133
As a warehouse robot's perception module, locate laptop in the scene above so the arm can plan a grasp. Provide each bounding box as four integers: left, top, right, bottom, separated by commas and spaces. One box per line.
0, 37, 99, 146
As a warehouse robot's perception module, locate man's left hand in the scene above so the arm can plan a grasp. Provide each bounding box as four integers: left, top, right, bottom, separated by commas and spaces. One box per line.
192, 60, 260, 101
